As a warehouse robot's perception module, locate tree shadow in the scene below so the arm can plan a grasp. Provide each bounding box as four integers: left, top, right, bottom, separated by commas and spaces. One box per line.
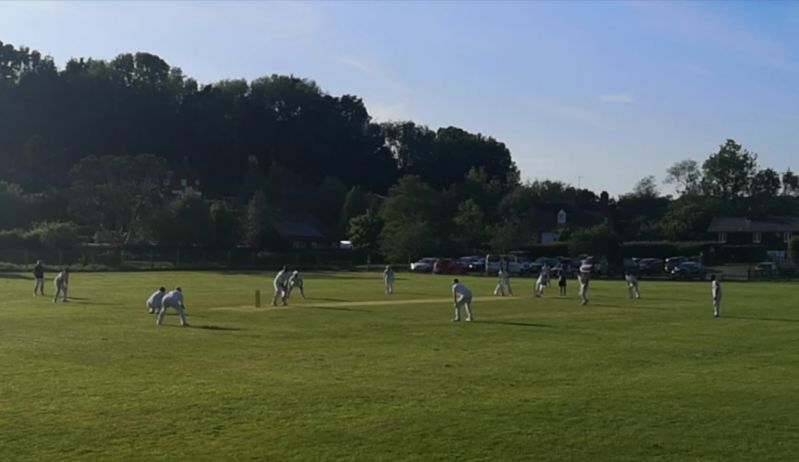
478, 320, 555, 329
0, 273, 33, 280
724, 315, 799, 323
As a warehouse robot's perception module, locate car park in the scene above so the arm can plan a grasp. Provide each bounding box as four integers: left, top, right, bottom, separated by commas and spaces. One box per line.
433, 258, 468, 275
670, 261, 706, 280
664, 256, 688, 273
753, 261, 777, 277
410, 257, 438, 273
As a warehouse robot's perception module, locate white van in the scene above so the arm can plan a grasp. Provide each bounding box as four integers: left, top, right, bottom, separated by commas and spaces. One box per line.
485, 254, 524, 276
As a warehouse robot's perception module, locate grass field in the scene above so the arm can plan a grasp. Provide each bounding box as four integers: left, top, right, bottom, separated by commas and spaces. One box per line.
1, 271, 797, 461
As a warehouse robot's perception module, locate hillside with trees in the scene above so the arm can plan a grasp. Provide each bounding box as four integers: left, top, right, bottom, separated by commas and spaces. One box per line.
1, 39, 798, 265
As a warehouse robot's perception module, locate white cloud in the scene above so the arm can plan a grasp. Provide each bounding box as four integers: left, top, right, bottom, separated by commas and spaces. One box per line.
599, 93, 634, 104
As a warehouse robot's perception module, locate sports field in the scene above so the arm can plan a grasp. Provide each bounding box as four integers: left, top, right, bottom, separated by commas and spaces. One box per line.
1, 271, 797, 461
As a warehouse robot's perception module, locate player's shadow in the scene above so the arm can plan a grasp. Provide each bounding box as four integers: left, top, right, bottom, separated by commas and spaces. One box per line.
724, 315, 799, 323
192, 325, 244, 331
0, 273, 33, 280
479, 320, 555, 329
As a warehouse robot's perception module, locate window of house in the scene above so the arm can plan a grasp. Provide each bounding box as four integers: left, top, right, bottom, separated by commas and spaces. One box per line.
753, 231, 761, 244
719, 232, 727, 243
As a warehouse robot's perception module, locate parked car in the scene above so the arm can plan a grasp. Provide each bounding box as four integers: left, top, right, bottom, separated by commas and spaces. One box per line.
459, 255, 485, 272
664, 256, 689, 273
433, 258, 468, 275
529, 256, 560, 275
670, 261, 706, 280
753, 261, 777, 277
485, 254, 524, 275
637, 258, 664, 275
410, 257, 438, 273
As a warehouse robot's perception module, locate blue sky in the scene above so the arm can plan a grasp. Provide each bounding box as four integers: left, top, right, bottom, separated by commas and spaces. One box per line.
2, 1, 798, 196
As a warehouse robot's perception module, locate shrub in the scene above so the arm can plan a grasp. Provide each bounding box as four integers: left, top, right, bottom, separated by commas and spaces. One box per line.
0, 229, 39, 249
28, 221, 79, 249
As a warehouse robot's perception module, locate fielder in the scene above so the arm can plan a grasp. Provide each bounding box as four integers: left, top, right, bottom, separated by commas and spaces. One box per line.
558, 271, 567, 296
156, 287, 189, 327
578, 271, 590, 306
272, 266, 289, 306
53, 269, 69, 303
494, 269, 513, 296
383, 265, 395, 294
542, 264, 552, 288
625, 273, 641, 299
287, 270, 305, 299
711, 275, 722, 318
33, 260, 45, 296
146, 287, 166, 314
452, 278, 474, 322
534, 272, 546, 298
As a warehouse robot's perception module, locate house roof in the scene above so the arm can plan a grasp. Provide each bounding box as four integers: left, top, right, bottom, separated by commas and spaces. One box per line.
707, 216, 799, 233
272, 220, 326, 240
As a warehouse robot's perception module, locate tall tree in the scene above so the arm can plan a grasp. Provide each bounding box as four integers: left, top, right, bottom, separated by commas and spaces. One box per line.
68, 154, 169, 244
244, 190, 274, 250
348, 211, 383, 261
665, 159, 702, 196
630, 175, 659, 198
701, 139, 758, 199
379, 176, 447, 262
782, 169, 799, 196
750, 168, 781, 198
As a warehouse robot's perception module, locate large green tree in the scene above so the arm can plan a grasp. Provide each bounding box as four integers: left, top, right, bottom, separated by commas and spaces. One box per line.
68, 154, 169, 244
379, 176, 448, 262
701, 139, 758, 199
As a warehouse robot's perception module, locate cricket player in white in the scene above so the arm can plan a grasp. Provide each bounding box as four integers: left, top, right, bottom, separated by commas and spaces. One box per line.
534, 272, 546, 298
494, 269, 513, 296
287, 270, 305, 299
53, 269, 68, 303
272, 266, 289, 306
542, 264, 552, 288
578, 271, 590, 305
147, 287, 166, 314
625, 273, 640, 299
156, 287, 188, 327
711, 275, 722, 318
383, 265, 395, 294
451, 278, 473, 322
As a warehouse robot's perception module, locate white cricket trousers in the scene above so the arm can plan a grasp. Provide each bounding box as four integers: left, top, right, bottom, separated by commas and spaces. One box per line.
156, 302, 188, 326
273, 282, 287, 306
454, 294, 473, 321
53, 282, 68, 302
385, 280, 394, 294
628, 283, 640, 299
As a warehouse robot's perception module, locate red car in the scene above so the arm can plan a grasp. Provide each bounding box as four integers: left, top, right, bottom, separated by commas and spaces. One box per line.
433, 258, 468, 275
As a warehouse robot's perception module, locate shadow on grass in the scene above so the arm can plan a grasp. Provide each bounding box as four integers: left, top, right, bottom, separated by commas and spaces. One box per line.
478, 320, 555, 329
192, 325, 244, 331
724, 315, 799, 323
303, 305, 372, 313
0, 273, 33, 280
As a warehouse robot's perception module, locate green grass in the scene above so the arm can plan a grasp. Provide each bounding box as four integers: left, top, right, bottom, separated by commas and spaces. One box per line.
1, 271, 797, 461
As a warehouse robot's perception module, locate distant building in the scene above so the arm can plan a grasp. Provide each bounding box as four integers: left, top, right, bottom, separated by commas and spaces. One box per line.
528, 199, 611, 244
164, 158, 202, 198
708, 216, 798, 259
270, 213, 337, 249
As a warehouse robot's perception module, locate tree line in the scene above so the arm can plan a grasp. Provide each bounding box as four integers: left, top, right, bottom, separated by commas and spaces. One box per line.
1, 40, 798, 263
